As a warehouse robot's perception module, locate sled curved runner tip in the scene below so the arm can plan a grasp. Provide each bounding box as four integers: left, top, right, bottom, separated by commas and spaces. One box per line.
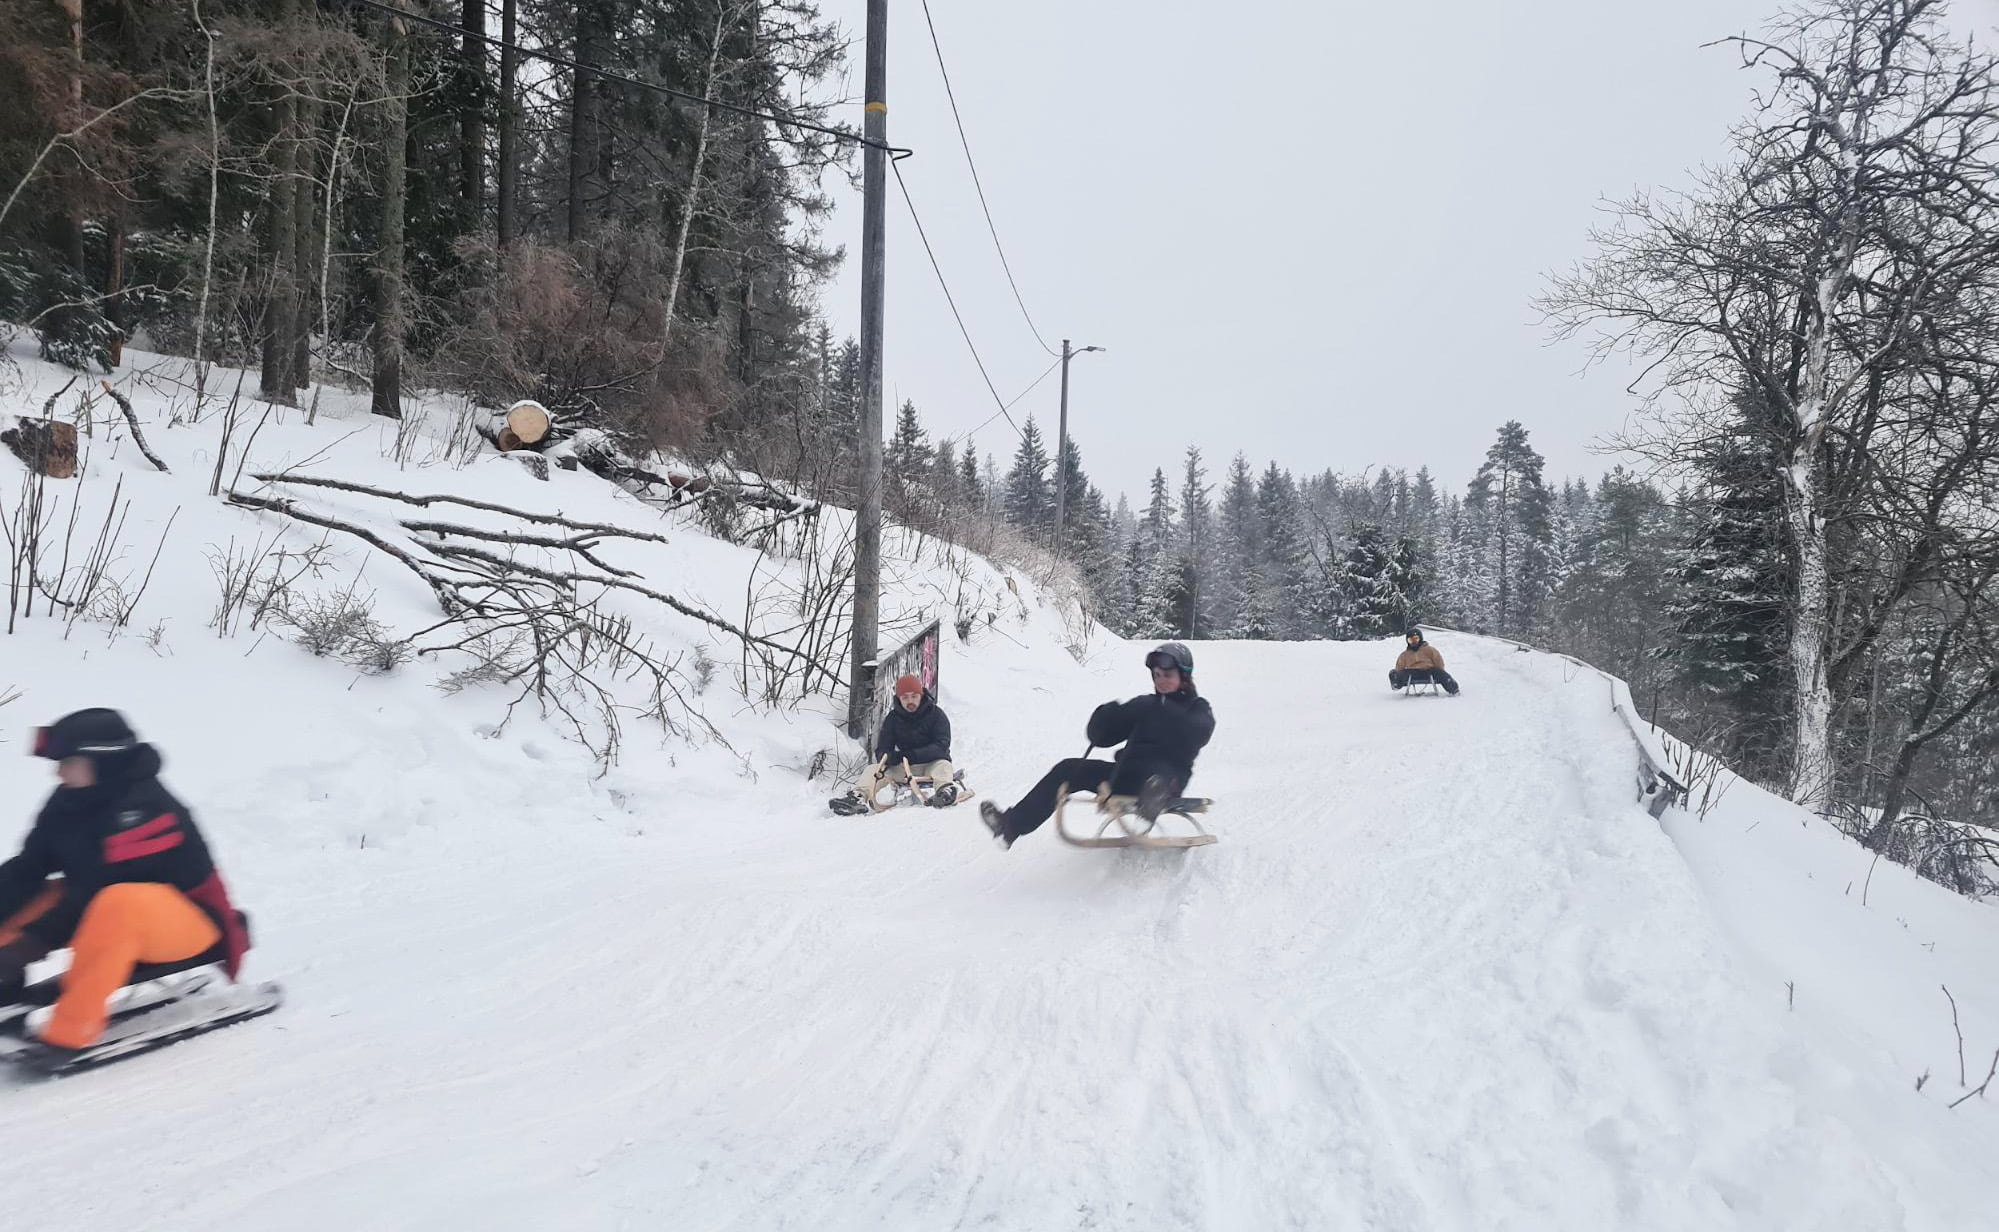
1053, 786, 1218, 849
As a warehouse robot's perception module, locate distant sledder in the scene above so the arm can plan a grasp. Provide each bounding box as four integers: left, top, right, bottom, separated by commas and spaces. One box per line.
1390, 627, 1460, 697
980, 642, 1218, 851
0, 709, 282, 1077
830, 674, 968, 815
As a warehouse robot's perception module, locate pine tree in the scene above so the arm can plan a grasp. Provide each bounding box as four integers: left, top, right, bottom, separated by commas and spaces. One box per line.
959, 447, 982, 508
1256, 464, 1314, 639
1330, 521, 1396, 639
1004, 418, 1053, 535
1174, 447, 1214, 637
1407, 467, 1443, 622
1054, 435, 1095, 560
1132, 468, 1179, 638
885, 399, 932, 519
1465, 420, 1554, 638
1215, 454, 1261, 637
887, 398, 931, 475
1664, 432, 1793, 776
931, 437, 960, 508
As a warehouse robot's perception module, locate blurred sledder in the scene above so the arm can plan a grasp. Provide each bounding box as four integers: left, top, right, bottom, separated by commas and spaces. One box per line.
980, 642, 1218, 851
829, 675, 971, 815
0, 710, 282, 1077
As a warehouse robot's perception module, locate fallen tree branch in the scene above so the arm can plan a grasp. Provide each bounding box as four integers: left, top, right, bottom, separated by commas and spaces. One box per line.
249, 472, 672, 544
400, 518, 639, 579
425, 539, 840, 690
1950, 1049, 1999, 1109
98, 380, 169, 472
43, 375, 78, 421
1946, 985, 1967, 1086
226, 492, 471, 615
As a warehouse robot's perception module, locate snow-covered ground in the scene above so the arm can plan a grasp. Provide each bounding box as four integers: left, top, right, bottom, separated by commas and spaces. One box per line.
1, 347, 1995, 1229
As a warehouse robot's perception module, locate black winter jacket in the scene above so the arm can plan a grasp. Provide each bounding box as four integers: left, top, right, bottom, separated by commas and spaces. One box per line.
1086, 689, 1216, 789
873, 691, 952, 765
0, 745, 225, 951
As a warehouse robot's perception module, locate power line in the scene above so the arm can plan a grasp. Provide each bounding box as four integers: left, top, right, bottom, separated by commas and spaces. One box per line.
962, 356, 1063, 446
340, 0, 908, 158
918, 0, 1060, 358
891, 159, 1038, 445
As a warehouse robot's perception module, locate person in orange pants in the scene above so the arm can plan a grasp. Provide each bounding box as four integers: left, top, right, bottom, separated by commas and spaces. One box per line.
0, 709, 248, 1061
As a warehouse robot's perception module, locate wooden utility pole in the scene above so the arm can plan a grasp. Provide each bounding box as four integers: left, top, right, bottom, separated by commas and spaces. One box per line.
1051, 339, 1101, 554
847, 0, 887, 737
1053, 338, 1072, 551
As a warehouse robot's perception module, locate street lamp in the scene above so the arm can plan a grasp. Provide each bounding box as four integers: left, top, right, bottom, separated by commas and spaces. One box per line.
1053, 339, 1105, 551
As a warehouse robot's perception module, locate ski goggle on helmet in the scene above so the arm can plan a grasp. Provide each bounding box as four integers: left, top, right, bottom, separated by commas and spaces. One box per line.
1144, 642, 1194, 675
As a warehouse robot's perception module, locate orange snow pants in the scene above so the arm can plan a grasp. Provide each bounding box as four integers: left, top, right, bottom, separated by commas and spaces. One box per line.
1, 879, 219, 1049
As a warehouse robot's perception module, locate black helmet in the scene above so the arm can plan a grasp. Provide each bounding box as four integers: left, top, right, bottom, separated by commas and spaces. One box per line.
31, 708, 138, 761
1144, 642, 1194, 675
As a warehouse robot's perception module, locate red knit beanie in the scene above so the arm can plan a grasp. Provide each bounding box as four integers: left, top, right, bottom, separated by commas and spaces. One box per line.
894, 674, 923, 696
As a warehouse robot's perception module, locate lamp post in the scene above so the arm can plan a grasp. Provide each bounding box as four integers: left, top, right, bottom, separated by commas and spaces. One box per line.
1052, 338, 1104, 552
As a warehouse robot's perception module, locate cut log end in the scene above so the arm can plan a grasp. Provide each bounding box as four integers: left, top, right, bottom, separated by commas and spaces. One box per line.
505, 400, 551, 447
2, 417, 79, 479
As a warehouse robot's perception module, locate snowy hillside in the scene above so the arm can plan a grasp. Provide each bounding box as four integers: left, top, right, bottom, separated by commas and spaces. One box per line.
0, 347, 1995, 1230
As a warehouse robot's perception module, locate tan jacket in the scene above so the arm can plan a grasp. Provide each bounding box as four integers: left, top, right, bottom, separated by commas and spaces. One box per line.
1395, 642, 1445, 672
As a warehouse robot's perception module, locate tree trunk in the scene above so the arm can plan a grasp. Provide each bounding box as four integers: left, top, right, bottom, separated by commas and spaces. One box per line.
566, 2, 604, 242
291, 95, 319, 390
371, 17, 410, 420
461, 0, 486, 224
104, 225, 124, 367
260, 0, 299, 404
661, 4, 728, 353
60, 0, 85, 276
1786, 468, 1835, 811
496, 0, 518, 247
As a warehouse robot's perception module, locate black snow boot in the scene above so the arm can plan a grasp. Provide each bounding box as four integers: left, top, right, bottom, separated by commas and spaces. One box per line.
927, 782, 960, 808
1134, 775, 1176, 823
828, 790, 871, 816
979, 801, 1015, 850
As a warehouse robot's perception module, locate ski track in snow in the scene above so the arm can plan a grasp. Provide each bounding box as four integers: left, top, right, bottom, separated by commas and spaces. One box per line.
4, 634, 1996, 1230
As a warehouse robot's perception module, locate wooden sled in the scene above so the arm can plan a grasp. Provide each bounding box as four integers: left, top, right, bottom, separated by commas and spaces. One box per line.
865, 758, 975, 813
1054, 786, 1217, 849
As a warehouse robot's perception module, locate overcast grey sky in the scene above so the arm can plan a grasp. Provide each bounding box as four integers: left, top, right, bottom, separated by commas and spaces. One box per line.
813, 0, 1999, 504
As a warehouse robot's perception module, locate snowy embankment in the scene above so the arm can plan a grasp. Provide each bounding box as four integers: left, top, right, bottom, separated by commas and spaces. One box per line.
0, 345, 1994, 1229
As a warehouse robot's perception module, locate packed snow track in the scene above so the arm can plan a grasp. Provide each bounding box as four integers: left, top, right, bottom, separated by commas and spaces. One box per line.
2, 637, 1992, 1230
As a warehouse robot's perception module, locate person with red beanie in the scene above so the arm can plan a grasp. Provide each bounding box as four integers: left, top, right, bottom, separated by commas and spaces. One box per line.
829, 673, 960, 814
0, 708, 252, 1069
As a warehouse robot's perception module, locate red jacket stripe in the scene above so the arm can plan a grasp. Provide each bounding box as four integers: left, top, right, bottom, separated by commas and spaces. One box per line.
104, 830, 186, 863
116, 813, 181, 843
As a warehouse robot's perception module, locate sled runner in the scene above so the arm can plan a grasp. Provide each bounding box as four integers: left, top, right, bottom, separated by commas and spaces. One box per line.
2, 960, 284, 1077
1053, 785, 1218, 850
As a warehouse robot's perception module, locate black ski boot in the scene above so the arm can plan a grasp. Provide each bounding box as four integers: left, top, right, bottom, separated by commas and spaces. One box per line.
979, 801, 1015, 849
